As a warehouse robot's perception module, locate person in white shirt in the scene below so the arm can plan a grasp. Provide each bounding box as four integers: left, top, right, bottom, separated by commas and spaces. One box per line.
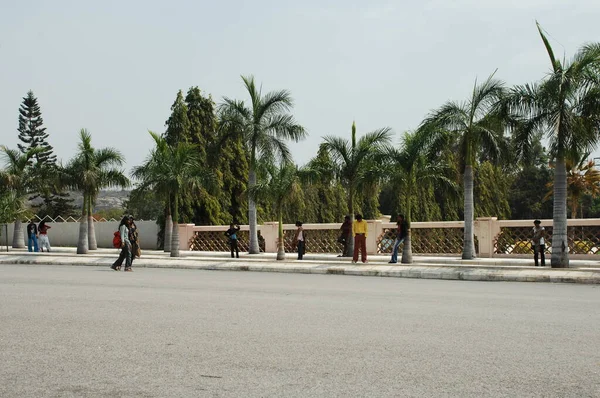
294, 221, 305, 260
532, 219, 546, 267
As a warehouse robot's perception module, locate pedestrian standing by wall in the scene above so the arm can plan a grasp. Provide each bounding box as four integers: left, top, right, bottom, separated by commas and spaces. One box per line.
225, 223, 240, 258
532, 219, 546, 267
38, 221, 51, 252
389, 214, 408, 264
352, 214, 368, 264
26, 220, 39, 252
294, 221, 305, 260
338, 215, 352, 257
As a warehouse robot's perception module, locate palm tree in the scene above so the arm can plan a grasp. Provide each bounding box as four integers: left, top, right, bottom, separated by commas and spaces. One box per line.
323, 122, 393, 256
132, 131, 214, 257
506, 23, 600, 267
384, 131, 458, 263
219, 75, 306, 254
544, 152, 600, 218
62, 129, 129, 254
0, 146, 44, 248
248, 161, 300, 260
418, 73, 507, 259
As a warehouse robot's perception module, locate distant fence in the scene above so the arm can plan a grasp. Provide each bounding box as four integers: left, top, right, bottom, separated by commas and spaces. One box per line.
2, 217, 159, 250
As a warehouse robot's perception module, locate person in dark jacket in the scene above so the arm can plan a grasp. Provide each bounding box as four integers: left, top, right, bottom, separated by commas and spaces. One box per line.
26, 220, 39, 252
338, 215, 352, 257
389, 214, 408, 264
225, 223, 240, 258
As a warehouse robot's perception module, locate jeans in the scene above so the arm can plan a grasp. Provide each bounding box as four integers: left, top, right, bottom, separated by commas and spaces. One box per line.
28, 235, 39, 252
390, 238, 405, 263
534, 244, 545, 266
113, 242, 132, 268
297, 240, 305, 260
230, 239, 239, 258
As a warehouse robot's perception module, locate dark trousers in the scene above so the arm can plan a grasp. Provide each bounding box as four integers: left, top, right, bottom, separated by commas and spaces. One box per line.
113, 242, 132, 268
534, 244, 545, 266
230, 239, 239, 258
297, 240, 305, 260
353, 234, 367, 263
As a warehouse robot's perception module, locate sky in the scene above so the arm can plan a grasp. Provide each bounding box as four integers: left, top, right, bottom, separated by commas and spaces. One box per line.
1, 0, 600, 173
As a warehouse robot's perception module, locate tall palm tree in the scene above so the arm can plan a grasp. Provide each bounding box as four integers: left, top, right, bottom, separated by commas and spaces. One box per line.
133, 131, 214, 257
62, 129, 129, 254
219, 75, 306, 254
248, 161, 300, 260
384, 131, 458, 263
0, 146, 44, 248
506, 23, 600, 267
418, 73, 507, 259
323, 122, 393, 256
544, 152, 600, 218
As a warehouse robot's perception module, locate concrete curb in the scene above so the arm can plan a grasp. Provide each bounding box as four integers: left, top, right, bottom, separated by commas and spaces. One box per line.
1, 255, 599, 284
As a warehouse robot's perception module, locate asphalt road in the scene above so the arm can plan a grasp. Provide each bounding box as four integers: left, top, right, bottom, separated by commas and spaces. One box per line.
1, 264, 599, 398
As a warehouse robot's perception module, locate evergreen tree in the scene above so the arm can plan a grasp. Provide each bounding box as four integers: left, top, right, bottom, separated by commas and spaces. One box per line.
17, 91, 56, 166
164, 90, 191, 146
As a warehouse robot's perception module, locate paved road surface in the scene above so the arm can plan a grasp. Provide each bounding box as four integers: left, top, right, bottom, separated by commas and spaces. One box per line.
1, 264, 599, 397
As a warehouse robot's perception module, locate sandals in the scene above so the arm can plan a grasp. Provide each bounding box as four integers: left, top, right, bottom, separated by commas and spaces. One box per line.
110, 264, 121, 271
124, 267, 133, 272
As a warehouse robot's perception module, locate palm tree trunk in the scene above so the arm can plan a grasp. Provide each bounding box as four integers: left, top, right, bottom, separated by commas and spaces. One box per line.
401, 177, 413, 264
170, 196, 180, 257
344, 187, 354, 257
276, 209, 285, 261
551, 158, 569, 268
248, 167, 260, 254
462, 165, 476, 259
77, 193, 88, 254
12, 219, 25, 248
164, 201, 172, 252
87, 195, 97, 250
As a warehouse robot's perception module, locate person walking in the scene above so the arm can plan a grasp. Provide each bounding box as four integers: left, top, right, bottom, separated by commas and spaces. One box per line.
111, 216, 132, 271
128, 216, 140, 265
338, 215, 352, 257
352, 214, 368, 264
38, 221, 51, 252
26, 220, 39, 252
294, 221, 305, 260
532, 219, 546, 267
225, 223, 240, 258
389, 214, 408, 263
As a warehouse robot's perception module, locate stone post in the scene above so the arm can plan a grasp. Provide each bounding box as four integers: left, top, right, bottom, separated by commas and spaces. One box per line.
474, 217, 500, 258
261, 222, 279, 253
366, 220, 382, 255
178, 224, 195, 251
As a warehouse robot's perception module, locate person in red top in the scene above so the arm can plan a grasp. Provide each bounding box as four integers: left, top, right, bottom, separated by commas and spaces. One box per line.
38, 220, 51, 252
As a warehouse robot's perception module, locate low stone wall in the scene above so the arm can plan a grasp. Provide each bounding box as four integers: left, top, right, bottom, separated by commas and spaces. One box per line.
1, 220, 159, 250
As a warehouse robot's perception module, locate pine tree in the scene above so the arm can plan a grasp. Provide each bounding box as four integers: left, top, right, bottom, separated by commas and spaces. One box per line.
17, 91, 56, 166
164, 90, 191, 146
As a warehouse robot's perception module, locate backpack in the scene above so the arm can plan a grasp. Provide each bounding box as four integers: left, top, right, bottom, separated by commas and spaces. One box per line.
113, 231, 122, 248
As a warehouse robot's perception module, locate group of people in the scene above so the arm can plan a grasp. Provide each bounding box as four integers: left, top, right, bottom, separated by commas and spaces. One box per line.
111, 215, 140, 272
220, 216, 546, 266
26, 220, 51, 253
337, 214, 407, 264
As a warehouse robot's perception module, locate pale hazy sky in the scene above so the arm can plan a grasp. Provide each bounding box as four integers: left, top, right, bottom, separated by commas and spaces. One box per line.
2, 0, 600, 172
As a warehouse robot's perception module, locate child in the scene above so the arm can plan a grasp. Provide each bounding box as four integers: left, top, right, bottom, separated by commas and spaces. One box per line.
38, 221, 51, 252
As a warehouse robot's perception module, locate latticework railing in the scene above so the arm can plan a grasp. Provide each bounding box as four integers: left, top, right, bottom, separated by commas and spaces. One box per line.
19, 215, 147, 223
281, 228, 343, 253
189, 230, 265, 252
376, 227, 479, 254
494, 225, 600, 255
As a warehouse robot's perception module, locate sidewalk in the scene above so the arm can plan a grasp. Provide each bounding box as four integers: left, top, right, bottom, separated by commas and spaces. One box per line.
1, 247, 599, 284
